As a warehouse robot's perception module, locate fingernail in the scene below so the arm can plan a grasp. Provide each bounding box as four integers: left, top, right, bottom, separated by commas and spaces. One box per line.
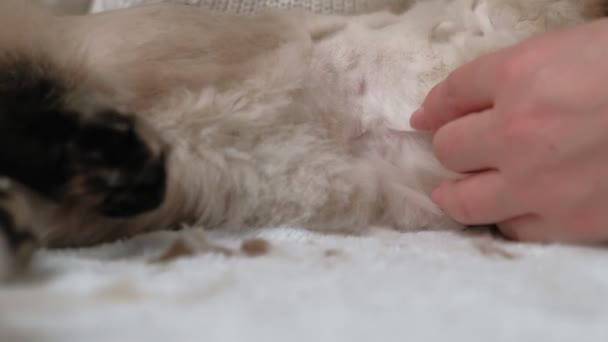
410, 107, 428, 130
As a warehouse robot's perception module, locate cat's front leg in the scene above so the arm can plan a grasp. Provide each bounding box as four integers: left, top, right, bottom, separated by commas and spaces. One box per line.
0, 179, 38, 281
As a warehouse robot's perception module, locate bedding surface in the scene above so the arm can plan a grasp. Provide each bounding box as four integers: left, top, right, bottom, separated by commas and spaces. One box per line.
2, 227, 608, 342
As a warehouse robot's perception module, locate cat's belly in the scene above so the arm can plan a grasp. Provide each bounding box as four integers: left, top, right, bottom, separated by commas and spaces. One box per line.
305, 11, 468, 138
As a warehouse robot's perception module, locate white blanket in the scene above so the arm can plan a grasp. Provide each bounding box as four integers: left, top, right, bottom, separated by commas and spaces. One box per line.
2, 227, 608, 342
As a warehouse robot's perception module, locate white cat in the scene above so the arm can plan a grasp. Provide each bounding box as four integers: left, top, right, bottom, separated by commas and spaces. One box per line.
0, 0, 605, 279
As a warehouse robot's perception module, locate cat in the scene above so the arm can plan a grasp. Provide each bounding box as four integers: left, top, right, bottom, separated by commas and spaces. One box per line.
1, 0, 606, 279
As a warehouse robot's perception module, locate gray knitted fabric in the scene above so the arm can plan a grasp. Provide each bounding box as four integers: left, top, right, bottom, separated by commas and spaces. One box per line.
34, 0, 92, 14
90, 0, 408, 15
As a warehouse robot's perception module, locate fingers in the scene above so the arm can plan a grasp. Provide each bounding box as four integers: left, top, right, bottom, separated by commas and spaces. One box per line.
411, 50, 507, 131
432, 171, 525, 225
498, 214, 544, 242
500, 212, 608, 244
432, 109, 498, 173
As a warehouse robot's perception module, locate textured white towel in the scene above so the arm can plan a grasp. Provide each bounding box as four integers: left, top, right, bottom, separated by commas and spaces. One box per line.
2, 227, 608, 342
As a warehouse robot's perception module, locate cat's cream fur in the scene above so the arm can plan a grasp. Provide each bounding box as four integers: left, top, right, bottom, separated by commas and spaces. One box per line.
1, 0, 607, 249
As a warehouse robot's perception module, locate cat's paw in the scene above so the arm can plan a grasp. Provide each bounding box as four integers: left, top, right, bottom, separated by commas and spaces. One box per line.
0, 179, 38, 281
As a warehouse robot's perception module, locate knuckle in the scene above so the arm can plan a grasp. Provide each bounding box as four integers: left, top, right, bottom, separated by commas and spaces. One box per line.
499, 223, 524, 241
431, 130, 451, 164
501, 115, 527, 143
567, 209, 602, 235
441, 74, 465, 113
444, 184, 478, 224
497, 52, 532, 84
431, 125, 465, 170
498, 218, 538, 242
497, 60, 519, 84
499, 106, 542, 145
442, 72, 461, 100
499, 217, 545, 242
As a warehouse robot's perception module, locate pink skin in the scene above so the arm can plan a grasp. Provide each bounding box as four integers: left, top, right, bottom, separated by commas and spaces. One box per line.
410, 18, 608, 244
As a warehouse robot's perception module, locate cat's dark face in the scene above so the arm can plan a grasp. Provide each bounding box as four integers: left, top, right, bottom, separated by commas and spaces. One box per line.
0, 57, 167, 217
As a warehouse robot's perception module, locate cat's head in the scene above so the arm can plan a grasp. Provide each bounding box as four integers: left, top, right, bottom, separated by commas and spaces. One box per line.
0, 2, 168, 217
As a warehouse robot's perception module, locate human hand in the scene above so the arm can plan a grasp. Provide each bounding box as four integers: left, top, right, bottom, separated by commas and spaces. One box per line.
410, 19, 608, 244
